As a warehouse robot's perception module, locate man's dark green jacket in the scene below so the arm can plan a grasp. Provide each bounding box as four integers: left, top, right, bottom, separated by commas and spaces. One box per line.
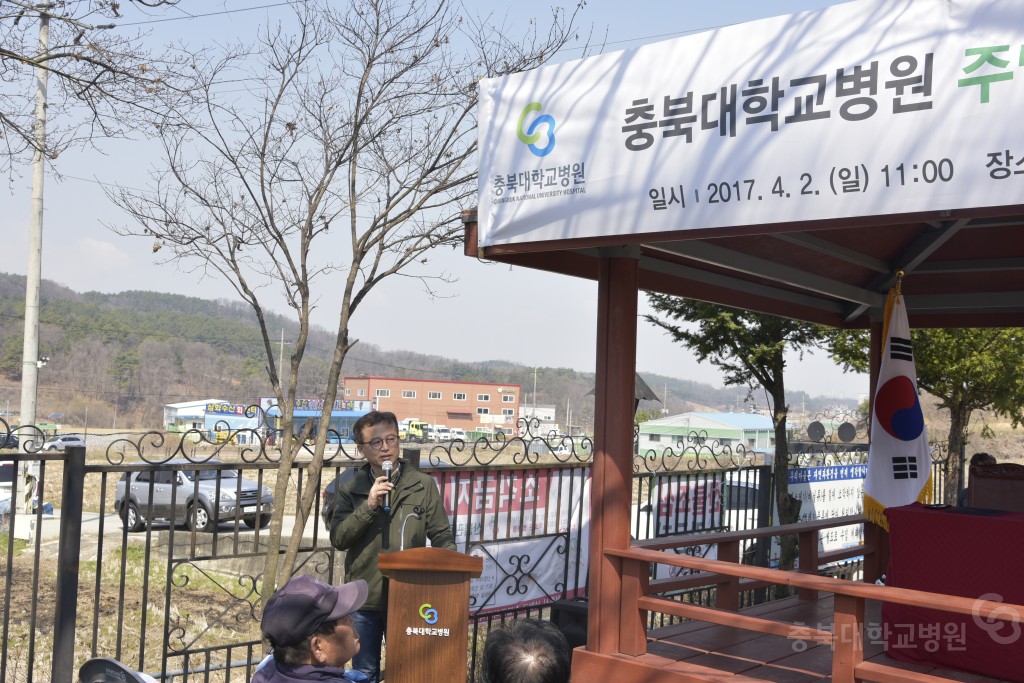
329, 460, 456, 610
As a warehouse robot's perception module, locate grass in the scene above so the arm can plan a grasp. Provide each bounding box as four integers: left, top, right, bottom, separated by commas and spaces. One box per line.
2, 529, 264, 682
0, 530, 28, 557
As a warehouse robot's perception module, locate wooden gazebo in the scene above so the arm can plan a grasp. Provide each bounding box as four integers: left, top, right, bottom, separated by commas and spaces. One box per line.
467, 0, 1024, 680
462, 196, 1024, 679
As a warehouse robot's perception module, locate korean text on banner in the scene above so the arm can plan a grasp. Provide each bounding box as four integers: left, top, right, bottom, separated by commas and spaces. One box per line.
478, 0, 1024, 249
863, 286, 931, 529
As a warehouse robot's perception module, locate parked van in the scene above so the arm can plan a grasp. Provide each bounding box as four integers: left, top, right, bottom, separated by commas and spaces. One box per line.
450, 427, 466, 441
434, 425, 451, 442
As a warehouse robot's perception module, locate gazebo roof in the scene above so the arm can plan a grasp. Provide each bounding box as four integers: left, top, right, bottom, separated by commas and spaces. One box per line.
465, 206, 1024, 330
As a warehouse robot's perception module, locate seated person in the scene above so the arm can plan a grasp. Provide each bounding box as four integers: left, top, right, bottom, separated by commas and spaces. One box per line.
253, 574, 369, 682
957, 451, 997, 507
481, 618, 572, 683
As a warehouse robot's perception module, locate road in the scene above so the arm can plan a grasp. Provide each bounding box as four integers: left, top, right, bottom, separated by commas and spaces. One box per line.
23, 507, 326, 545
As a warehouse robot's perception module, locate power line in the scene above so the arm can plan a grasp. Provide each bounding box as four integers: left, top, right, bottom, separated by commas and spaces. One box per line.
111, 1, 746, 64
114, 1, 301, 27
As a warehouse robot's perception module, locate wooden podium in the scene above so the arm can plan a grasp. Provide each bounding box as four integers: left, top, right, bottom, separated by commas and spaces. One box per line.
378, 547, 483, 683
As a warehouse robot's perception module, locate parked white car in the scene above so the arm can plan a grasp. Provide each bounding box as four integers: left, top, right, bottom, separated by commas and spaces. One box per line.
434, 425, 451, 441
449, 428, 466, 441
553, 441, 573, 455
42, 434, 86, 451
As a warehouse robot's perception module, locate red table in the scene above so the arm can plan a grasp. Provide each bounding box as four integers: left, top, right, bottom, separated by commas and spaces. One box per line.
883, 503, 1024, 681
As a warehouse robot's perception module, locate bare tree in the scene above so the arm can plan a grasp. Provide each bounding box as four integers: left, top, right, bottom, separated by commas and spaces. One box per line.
108, 0, 588, 597
0, 0, 179, 177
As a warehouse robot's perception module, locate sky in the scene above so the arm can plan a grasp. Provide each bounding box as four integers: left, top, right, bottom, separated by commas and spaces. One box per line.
1, 0, 869, 400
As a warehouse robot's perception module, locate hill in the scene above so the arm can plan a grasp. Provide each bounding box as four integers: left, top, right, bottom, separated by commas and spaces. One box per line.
0, 273, 855, 430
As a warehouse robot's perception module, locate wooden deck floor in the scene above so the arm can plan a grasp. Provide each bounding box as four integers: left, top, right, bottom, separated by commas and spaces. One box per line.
651, 596, 1013, 683
574, 596, 1012, 683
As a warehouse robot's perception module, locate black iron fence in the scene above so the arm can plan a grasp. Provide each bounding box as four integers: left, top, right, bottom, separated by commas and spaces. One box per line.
0, 412, 956, 682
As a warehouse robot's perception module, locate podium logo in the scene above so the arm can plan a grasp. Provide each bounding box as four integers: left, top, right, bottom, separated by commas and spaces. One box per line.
419, 603, 439, 625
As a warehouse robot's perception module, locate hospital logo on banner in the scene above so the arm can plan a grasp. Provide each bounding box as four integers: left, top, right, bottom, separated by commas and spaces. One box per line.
486, 100, 587, 206
517, 102, 556, 157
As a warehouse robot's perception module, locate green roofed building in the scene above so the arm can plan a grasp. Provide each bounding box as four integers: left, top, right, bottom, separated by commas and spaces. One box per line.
637, 412, 775, 454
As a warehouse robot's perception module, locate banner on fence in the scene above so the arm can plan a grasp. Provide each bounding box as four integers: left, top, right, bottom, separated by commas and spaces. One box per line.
434, 464, 866, 611
645, 476, 729, 579
654, 476, 724, 535
789, 464, 867, 553
435, 469, 589, 614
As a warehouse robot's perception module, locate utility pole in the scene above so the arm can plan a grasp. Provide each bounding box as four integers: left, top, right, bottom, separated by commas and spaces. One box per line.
532, 366, 538, 419
13, 6, 49, 535
276, 327, 292, 393
19, 7, 49, 456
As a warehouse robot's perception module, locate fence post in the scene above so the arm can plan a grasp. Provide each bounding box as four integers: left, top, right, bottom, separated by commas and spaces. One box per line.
51, 446, 85, 681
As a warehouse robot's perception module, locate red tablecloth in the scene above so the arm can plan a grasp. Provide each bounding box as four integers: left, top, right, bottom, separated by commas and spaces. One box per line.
883, 503, 1024, 681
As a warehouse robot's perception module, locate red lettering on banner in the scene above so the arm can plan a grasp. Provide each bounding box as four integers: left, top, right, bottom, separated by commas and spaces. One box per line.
656, 479, 723, 531
436, 470, 548, 516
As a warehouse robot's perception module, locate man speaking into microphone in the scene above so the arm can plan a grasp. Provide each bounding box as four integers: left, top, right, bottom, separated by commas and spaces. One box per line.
330, 410, 455, 683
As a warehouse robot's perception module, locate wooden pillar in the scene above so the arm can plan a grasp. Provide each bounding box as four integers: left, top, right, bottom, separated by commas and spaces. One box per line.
797, 530, 819, 602
716, 540, 740, 611
831, 594, 865, 683
588, 253, 640, 656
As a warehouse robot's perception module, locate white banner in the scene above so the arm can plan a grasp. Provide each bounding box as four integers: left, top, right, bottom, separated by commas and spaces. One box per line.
478, 0, 1023, 246
789, 464, 867, 554
435, 470, 589, 614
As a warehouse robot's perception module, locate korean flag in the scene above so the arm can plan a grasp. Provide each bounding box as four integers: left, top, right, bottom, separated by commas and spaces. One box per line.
863, 287, 932, 529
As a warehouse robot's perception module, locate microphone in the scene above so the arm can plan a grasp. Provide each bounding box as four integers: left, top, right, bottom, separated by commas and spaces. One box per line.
400, 508, 423, 551
381, 460, 393, 513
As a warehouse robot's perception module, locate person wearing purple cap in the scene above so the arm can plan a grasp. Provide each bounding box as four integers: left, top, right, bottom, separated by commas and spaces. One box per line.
253, 574, 370, 682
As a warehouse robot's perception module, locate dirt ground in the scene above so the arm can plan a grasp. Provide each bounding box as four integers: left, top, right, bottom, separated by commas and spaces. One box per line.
920, 393, 1024, 462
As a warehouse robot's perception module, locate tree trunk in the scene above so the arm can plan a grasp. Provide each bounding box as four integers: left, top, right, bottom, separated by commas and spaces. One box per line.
943, 399, 970, 505
769, 382, 801, 582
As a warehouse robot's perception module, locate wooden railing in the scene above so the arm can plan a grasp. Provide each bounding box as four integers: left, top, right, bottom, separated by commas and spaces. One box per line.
634, 514, 873, 605
604, 516, 1023, 683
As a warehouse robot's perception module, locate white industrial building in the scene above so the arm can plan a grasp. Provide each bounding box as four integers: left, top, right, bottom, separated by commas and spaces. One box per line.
637, 412, 775, 453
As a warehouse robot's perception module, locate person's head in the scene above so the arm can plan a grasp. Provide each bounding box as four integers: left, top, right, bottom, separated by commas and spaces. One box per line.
971, 452, 997, 468
261, 574, 367, 667
482, 619, 572, 683
353, 411, 400, 472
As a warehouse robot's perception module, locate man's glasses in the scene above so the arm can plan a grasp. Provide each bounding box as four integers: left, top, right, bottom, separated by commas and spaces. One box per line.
361, 435, 400, 451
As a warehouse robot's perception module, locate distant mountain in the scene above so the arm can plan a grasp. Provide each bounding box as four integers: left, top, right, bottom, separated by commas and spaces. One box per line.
0, 272, 854, 430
